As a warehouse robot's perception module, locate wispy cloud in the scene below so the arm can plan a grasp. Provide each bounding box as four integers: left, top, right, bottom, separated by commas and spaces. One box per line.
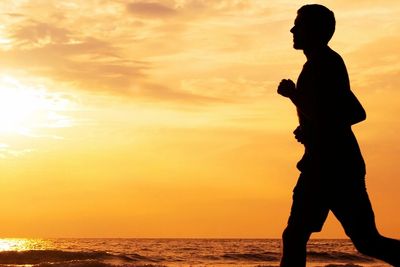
127, 1, 178, 18
0, 0, 398, 106
0, 0, 273, 105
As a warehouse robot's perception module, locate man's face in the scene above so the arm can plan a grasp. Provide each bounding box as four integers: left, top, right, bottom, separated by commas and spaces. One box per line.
290, 15, 308, 50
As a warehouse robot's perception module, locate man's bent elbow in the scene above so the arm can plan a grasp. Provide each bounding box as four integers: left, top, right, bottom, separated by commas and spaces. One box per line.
350, 109, 366, 125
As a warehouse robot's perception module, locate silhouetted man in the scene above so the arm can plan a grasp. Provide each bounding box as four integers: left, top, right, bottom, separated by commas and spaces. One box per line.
277, 4, 400, 267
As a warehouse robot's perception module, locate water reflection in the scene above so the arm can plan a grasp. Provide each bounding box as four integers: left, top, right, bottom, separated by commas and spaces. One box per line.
0, 238, 50, 251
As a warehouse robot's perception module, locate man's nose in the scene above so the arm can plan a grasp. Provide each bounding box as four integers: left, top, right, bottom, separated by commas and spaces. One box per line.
290, 26, 295, 33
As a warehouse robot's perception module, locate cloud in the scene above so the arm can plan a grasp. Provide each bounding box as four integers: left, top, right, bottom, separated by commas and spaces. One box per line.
137, 82, 227, 104
0, 1, 271, 105
351, 35, 400, 67
3, 13, 25, 18
12, 21, 70, 47
0, 17, 151, 94
332, 0, 400, 7
6, 0, 381, 107
180, 77, 273, 100
1, 18, 229, 104
126, 1, 177, 18
347, 35, 400, 91
125, 0, 257, 21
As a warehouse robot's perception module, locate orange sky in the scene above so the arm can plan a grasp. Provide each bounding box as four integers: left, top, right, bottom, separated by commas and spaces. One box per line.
0, 0, 399, 238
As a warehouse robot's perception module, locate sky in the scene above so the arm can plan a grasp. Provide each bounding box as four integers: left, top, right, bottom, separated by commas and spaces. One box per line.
0, 0, 399, 238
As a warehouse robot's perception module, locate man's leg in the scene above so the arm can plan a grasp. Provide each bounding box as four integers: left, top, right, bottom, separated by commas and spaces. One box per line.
280, 225, 312, 267
331, 179, 400, 266
280, 173, 329, 267
351, 233, 400, 266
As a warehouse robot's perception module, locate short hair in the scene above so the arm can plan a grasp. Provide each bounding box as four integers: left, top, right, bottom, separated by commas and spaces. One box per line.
298, 4, 336, 44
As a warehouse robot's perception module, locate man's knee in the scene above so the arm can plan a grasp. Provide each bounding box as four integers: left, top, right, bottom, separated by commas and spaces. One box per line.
282, 226, 311, 244
351, 235, 380, 257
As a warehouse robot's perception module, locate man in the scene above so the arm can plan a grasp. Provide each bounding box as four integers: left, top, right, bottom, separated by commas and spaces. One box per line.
277, 4, 400, 267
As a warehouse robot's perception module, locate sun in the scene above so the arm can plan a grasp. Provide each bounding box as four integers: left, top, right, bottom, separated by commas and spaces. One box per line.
0, 75, 74, 136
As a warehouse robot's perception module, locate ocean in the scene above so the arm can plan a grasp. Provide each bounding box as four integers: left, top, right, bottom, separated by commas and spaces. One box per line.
0, 238, 392, 267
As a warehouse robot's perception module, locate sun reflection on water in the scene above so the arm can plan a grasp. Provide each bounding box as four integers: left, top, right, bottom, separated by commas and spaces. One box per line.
0, 238, 50, 252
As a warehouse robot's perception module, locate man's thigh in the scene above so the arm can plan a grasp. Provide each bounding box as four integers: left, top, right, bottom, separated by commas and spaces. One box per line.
287, 173, 330, 232
330, 180, 378, 238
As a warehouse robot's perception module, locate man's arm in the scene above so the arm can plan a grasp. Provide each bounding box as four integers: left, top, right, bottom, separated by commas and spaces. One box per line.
277, 79, 316, 121
278, 57, 365, 128
311, 57, 366, 128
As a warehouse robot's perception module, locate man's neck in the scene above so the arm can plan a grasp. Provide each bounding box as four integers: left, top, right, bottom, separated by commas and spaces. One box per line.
303, 45, 329, 60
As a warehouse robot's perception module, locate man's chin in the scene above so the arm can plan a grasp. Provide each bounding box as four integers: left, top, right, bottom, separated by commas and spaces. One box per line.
293, 42, 303, 50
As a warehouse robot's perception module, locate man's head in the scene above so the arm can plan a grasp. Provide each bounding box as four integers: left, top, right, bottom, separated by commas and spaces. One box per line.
290, 4, 335, 50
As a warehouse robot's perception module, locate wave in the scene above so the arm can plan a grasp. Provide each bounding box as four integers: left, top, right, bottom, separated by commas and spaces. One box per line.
0, 249, 375, 266
0, 250, 158, 265
255, 264, 364, 267
218, 250, 373, 263
221, 252, 279, 261
36, 262, 167, 267
308, 251, 375, 263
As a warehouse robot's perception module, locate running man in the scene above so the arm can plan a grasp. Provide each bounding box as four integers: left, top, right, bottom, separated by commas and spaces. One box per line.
277, 4, 400, 267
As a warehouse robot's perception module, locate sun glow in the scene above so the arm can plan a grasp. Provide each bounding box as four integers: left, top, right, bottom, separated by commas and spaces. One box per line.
0, 238, 49, 252
0, 75, 74, 136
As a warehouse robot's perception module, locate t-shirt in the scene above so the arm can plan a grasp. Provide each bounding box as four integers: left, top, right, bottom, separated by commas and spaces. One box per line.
295, 47, 365, 177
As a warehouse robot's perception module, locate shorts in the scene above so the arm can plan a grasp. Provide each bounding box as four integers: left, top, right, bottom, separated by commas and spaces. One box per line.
287, 172, 377, 237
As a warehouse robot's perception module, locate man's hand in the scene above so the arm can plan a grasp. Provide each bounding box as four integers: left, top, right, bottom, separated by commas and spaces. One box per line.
277, 79, 296, 98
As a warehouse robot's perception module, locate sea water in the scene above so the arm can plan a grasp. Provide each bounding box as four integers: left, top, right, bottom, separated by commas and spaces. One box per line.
0, 238, 392, 267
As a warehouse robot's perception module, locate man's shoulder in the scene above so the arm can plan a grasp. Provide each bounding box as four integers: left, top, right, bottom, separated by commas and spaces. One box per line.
312, 47, 346, 70
326, 47, 344, 63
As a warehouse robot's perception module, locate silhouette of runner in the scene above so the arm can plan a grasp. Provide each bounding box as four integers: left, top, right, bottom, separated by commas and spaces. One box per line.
277, 4, 400, 267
